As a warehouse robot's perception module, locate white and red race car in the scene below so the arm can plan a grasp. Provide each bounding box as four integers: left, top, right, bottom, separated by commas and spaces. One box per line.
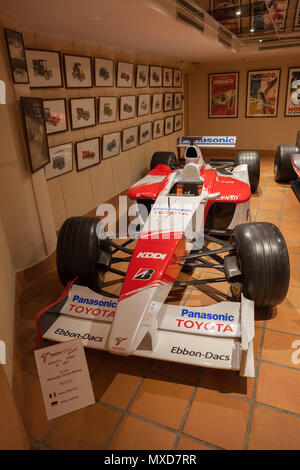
37, 136, 290, 378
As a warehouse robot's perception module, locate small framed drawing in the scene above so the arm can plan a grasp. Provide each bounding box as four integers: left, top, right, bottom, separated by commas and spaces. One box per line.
99, 96, 118, 124
174, 92, 182, 110
117, 61, 134, 87
164, 93, 173, 112
4, 29, 29, 84
102, 132, 121, 159
63, 54, 92, 88
122, 126, 138, 152
137, 94, 151, 117
285, 67, 300, 116
152, 93, 163, 114
20, 97, 50, 173
164, 115, 174, 135
153, 119, 164, 139
75, 137, 100, 171
120, 95, 136, 120
163, 67, 173, 87
94, 57, 114, 87
173, 69, 182, 87
139, 121, 152, 145
69, 97, 96, 130
43, 98, 68, 135
136, 64, 149, 88
25, 49, 62, 88
150, 66, 162, 87
44, 143, 73, 180
174, 113, 183, 132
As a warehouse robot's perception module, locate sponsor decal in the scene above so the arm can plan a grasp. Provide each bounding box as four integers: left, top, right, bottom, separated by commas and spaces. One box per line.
220, 195, 238, 201
170, 346, 230, 361
115, 337, 127, 346
71, 295, 117, 308
54, 328, 103, 343
40, 346, 76, 363
68, 303, 115, 319
137, 252, 166, 260
175, 319, 233, 334
181, 308, 234, 321
133, 268, 155, 280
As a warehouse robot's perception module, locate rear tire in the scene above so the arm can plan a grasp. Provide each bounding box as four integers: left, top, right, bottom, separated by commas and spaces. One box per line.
150, 152, 177, 171
235, 151, 260, 193
274, 145, 299, 182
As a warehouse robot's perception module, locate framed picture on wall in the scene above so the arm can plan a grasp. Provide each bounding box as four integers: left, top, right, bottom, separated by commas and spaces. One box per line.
136, 64, 149, 88
137, 94, 151, 116
164, 93, 173, 112
139, 121, 152, 145
69, 97, 96, 130
117, 61, 134, 87
285, 67, 300, 117
94, 57, 114, 87
63, 54, 92, 88
102, 132, 121, 159
210, 0, 241, 35
98, 96, 118, 123
25, 49, 63, 88
163, 67, 173, 87
44, 143, 73, 180
149, 66, 162, 87
174, 92, 182, 110
209, 72, 239, 118
246, 69, 281, 117
173, 69, 182, 87
20, 97, 50, 173
75, 137, 100, 171
174, 113, 183, 132
153, 119, 164, 139
119, 95, 136, 120
4, 29, 29, 84
164, 115, 174, 135
152, 93, 163, 114
122, 126, 138, 152
294, 0, 300, 30
43, 98, 68, 134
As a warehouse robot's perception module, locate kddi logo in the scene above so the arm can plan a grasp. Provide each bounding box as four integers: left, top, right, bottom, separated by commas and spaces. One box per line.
137, 252, 166, 260
0, 340, 6, 365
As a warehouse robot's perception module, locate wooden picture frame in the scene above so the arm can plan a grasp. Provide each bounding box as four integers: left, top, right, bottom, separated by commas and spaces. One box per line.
152, 118, 164, 139
136, 64, 149, 88
102, 132, 121, 160
75, 137, 100, 171
139, 121, 152, 145
69, 97, 96, 130
173, 69, 182, 88
284, 67, 300, 116
164, 93, 173, 112
246, 69, 281, 118
164, 115, 174, 135
4, 29, 29, 84
150, 66, 162, 87
43, 98, 68, 135
94, 57, 114, 87
122, 126, 138, 152
174, 113, 183, 132
98, 96, 118, 123
63, 54, 92, 88
174, 92, 183, 111
209, 72, 239, 118
117, 61, 134, 87
25, 48, 63, 88
137, 94, 151, 117
44, 142, 73, 180
119, 95, 136, 120
152, 93, 163, 114
163, 67, 173, 87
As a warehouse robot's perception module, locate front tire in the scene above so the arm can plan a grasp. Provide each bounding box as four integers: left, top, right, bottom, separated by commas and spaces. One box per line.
235, 151, 260, 193
274, 145, 299, 182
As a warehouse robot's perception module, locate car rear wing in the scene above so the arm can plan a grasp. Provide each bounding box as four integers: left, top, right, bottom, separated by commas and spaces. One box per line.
177, 136, 237, 148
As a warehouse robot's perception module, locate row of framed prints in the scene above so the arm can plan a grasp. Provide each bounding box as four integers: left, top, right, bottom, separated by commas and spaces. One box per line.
44, 115, 183, 180
43, 93, 183, 134
209, 68, 300, 118
4, 29, 183, 88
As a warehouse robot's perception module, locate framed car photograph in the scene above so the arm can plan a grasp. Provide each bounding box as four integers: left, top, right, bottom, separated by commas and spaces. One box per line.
117, 61, 134, 87
285, 67, 300, 116
164, 93, 173, 112
164, 115, 174, 135
44, 143, 73, 180
63, 54, 92, 88
173, 69, 182, 88
246, 69, 281, 117
174, 113, 183, 132
152, 119, 164, 139
43, 98, 68, 135
137, 94, 151, 117
4, 29, 29, 84
122, 126, 138, 152
163, 67, 173, 87
139, 121, 152, 145
174, 92, 182, 110
102, 132, 121, 160
209, 72, 239, 118
25, 49, 62, 88
136, 64, 149, 88
94, 57, 114, 87
69, 97, 96, 130
20, 97, 50, 173
75, 137, 100, 171
150, 66, 162, 87
119, 95, 136, 120
152, 93, 163, 114
98, 96, 118, 124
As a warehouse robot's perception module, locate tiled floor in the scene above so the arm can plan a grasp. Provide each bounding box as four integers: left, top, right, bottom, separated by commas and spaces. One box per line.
17, 155, 300, 450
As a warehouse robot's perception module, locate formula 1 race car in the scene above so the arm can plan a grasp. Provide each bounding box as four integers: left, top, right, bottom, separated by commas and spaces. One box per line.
274, 130, 300, 200
37, 136, 290, 378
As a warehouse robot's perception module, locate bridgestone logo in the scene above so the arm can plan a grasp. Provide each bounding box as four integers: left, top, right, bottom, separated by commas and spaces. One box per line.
171, 346, 230, 361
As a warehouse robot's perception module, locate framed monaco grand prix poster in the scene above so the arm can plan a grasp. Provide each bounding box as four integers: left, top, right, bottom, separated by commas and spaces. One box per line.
209, 72, 239, 118
246, 69, 281, 117
285, 67, 300, 117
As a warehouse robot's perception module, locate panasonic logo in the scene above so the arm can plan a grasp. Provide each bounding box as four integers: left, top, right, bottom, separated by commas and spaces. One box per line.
199, 137, 235, 143
181, 308, 234, 322
72, 295, 117, 308
137, 252, 167, 260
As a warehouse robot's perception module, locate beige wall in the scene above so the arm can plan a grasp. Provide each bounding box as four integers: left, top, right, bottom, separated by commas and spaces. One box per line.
188, 57, 300, 151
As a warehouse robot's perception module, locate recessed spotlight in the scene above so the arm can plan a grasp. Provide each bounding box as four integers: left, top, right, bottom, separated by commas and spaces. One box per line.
236, 10, 241, 15
250, 27, 255, 33
259, 39, 263, 43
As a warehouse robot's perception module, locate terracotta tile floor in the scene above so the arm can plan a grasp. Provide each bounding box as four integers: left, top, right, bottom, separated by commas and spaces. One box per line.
17, 156, 300, 450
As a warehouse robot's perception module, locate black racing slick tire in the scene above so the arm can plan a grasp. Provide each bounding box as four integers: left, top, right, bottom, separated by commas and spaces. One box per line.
274, 145, 299, 182
56, 216, 111, 292
235, 151, 260, 193
150, 152, 177, 171
231, 222, 290, 307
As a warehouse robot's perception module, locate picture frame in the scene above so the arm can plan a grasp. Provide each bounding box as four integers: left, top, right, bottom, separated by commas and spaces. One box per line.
75, 138, 100, 171
149, 66, 162, 87
98, 96, 118, 124
285, 67, 300, 117
210, 0, 241, 35
4, 29, 29, 84
63, 54, 92, 88
43, 98, 68, 135
152, 119, 164, 139
136, 64, 149, 88
173, 69, 182, 88
20, 97, 50, 173
69, 97, 96, 130
163, 67, 173, 87
102, 132, 121, 160
294, 0, 300, 30
25, 49, 63, 88
44, 143, 73, 180
246, 69, 281, 118
152, 93, 163, 114
137, 94, 151, 117
94, 57, 114, 87
174, 92, 183, 111
174, 113, 183, 132
139, 121, 152, 145
119, 95, 136, 120
122, 126, 138, 152
209, 72, 239, 118
117, 61, 134, 87
164, 93, 173, 112
164, 115, 174, 135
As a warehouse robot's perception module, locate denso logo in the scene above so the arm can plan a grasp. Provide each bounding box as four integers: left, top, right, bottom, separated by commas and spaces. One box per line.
137, 252, 167, 260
